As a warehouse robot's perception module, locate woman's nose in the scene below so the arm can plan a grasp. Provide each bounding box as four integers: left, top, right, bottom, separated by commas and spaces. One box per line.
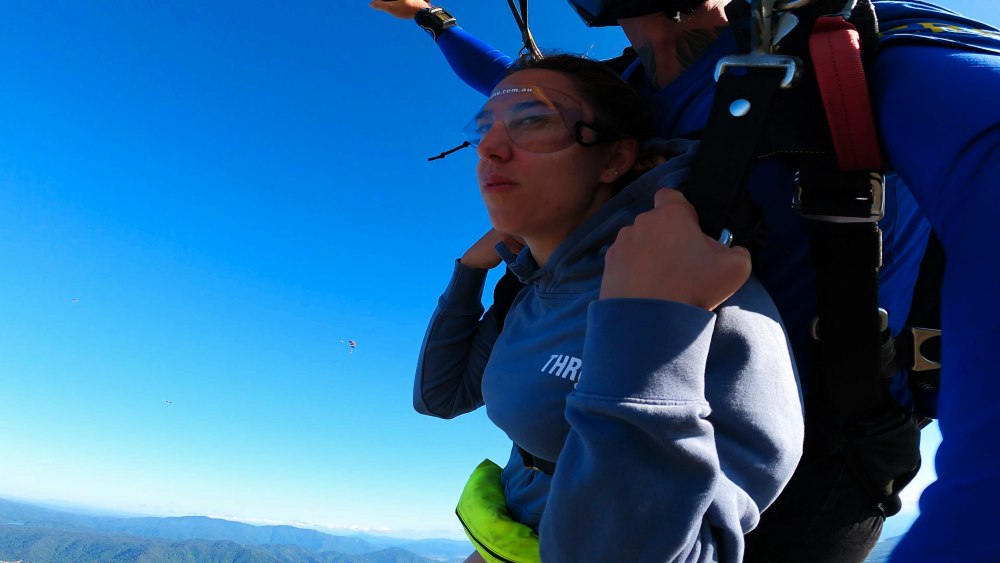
476, 121, 513, 161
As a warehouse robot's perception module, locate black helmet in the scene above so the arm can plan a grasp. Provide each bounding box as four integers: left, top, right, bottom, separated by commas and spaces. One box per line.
567, 0, 709, 27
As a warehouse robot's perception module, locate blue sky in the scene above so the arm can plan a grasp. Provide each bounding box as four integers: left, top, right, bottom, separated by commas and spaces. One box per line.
0, 0, 995, 541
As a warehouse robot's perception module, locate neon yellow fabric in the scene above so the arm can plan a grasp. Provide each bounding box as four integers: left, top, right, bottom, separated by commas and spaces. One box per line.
456, 459, 541, 563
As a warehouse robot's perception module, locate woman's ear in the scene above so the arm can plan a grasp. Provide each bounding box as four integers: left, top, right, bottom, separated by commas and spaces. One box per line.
599, 137, 641, 184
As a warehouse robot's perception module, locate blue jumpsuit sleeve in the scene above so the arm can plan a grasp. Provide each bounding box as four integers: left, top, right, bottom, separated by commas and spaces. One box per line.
871, 45, 1000, 563
436, 26, 514, 97
538, 277, 803, 563
413, 260, 501, 419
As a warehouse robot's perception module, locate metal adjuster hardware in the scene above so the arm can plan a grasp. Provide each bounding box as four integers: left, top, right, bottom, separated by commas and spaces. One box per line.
810, 308, 887, 341
719, 228, 734, 247
773, 0, 817, 11
715, 55, 803, 89
901, 327, 942, 372
715, 0, 803, 89
774, 0, 856, 15
793, 171, 885, 223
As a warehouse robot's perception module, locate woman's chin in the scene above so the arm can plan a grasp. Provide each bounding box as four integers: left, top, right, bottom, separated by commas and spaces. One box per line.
487, 213, 532, 239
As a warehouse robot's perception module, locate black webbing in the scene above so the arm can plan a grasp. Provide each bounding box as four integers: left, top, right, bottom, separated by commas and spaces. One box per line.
517, 444, 556, 476
850, 0, 881, 74
505, 0, 538, 58
506, 0, 526, 31
682, 70, 786, 240
491, 268, 526, 332
808, 221, 886, 422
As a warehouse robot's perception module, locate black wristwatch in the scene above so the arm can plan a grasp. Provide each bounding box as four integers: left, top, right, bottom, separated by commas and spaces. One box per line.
415, 7, 456, 42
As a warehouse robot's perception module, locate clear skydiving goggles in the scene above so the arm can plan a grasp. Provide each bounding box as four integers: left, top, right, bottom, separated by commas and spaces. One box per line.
428, 86, 613, 161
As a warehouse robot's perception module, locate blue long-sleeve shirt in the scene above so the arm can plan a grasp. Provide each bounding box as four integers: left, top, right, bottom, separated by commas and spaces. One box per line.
427, 2, 1000, 560
415, 139, 804, 562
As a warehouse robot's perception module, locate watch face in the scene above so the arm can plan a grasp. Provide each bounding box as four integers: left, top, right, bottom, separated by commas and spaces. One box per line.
430, 9, 453, 23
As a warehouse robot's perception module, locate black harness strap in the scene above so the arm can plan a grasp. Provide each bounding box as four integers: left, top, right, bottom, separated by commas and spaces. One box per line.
491, 268, 526, 332
683, 71, 786, 240
678, 0, 921, 514
518, 444, 556, 476
505, 0, 542, 60
808, 220, 886, 422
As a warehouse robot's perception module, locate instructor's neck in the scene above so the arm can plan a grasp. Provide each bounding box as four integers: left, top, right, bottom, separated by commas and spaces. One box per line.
618, 0, 731, 91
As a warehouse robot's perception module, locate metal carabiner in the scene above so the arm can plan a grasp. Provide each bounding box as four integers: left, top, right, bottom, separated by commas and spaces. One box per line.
714, 0, 803, 89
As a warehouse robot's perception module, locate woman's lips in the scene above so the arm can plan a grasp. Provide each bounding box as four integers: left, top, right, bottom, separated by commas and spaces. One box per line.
484, 174, 518, 194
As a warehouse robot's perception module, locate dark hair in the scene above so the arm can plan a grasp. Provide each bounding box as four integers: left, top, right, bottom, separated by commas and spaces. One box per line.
506, 54, 654, 144
506, 54, 678, 190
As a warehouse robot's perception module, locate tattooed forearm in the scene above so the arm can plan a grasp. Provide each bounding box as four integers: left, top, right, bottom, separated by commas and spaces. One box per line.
636, 43, 660, 90
676, 25, 729, 71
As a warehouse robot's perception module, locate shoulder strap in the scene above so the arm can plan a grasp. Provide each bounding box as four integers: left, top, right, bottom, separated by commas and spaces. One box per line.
683, 0, 890, 421
682, 0, 923, 512
505, 0, 542, 60
491, 268, 526, 332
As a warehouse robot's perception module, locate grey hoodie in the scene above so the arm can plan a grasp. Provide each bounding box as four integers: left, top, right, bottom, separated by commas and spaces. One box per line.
414, 138, 804, 562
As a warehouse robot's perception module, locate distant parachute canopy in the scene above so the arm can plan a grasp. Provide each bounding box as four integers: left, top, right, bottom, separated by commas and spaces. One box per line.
164, 400, 172, 407
72, 298, 79, 303
349, 341, 357, 348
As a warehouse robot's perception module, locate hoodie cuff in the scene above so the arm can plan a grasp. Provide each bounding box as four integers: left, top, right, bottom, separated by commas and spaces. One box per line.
441, 259, 489, 309
577, 299, 717, 402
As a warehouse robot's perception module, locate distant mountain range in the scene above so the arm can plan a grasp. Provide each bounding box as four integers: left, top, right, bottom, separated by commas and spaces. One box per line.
864, 535, 904, 563
0, 525, 432, 563
0, 498, 471, 563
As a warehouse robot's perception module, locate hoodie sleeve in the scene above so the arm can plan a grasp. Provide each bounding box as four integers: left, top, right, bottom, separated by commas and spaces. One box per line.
538, 276, 803, 563
413, 260, 504, 419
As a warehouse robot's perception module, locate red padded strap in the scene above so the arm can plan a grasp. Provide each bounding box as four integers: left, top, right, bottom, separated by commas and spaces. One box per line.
809, 16, 883, 171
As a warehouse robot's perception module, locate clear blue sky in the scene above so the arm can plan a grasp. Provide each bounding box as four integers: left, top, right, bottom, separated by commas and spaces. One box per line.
0, 0, 994, 541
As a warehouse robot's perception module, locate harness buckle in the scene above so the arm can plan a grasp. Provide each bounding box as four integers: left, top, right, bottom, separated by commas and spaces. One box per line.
901, 327, 942, 372
715, 54, 804, 89
793, 171, 885, 223
715, 0, 803, 89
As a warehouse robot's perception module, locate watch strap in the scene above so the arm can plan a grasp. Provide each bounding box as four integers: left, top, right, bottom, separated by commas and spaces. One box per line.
415, 7, 457, 42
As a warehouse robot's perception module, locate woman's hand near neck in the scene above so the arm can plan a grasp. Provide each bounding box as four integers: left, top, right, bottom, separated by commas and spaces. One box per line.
618, 0, 731, 91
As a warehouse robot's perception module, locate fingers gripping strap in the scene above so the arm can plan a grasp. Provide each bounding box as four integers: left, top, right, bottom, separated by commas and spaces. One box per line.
809, 16, 883, 171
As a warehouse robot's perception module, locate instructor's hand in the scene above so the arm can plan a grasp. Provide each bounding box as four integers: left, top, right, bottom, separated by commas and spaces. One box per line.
460, 229, 526, 271
369, 0, 431, 20
600, 188, 751, 311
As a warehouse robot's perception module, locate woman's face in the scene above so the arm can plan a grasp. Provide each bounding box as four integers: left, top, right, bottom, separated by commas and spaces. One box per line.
475, 69, 622, 241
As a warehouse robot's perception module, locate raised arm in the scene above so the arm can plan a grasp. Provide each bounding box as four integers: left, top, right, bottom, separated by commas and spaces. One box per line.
370, 0, 513, 97
437, 26, 515, 97
414, 230, 526, 419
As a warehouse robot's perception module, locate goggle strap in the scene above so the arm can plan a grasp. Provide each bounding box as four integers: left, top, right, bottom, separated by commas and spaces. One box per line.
428, 141, 473, 162
575, 121, 611, 147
